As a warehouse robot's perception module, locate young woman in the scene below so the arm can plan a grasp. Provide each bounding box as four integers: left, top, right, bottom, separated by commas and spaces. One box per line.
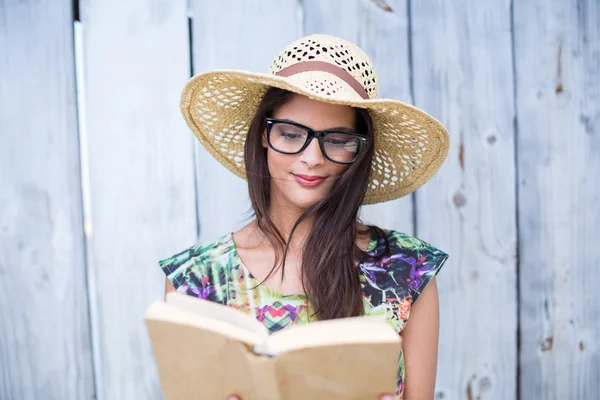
160, 34, 450, 400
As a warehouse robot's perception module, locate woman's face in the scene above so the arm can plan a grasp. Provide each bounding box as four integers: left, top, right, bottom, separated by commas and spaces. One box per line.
262, 94, 357, 211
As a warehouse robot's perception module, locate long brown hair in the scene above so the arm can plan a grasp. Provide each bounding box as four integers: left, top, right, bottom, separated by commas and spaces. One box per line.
244, 87, 382, 320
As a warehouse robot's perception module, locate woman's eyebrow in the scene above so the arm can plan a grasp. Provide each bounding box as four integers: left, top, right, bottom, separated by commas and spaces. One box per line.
325, 126, 358, 133
278, 118, 356, 132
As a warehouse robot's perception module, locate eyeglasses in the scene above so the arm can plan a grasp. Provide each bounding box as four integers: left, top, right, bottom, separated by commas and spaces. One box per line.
265, 118, 368, 164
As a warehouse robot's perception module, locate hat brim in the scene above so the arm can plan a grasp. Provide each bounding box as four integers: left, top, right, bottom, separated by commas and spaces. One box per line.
180, 69, 449, 205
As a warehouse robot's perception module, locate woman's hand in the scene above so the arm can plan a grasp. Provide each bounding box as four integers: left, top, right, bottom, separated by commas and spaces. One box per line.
228, 394, 399, 399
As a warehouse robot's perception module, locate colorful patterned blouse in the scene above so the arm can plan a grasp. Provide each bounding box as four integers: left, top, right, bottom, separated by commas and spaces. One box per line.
159, 228, 448, 398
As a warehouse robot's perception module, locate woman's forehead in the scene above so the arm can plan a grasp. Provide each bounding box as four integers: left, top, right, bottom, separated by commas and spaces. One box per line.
272, 93, 356, 130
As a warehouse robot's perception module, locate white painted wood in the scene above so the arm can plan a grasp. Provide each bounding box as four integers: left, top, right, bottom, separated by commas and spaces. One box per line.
411, 0, 518, 398
79, 1, 196, 399
514, 0, 600, 397
0, 2, 95, 400
190, 1, 302, 242
303, 0, 414, 235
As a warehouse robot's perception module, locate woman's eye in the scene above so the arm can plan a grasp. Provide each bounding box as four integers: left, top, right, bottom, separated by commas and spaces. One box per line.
281, 133, 304, 140
325, 138, 349, 146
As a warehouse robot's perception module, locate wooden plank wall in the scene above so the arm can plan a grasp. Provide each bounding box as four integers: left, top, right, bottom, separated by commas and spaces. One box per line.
411, 0, 518, 398
0, 0, 598, 399
78, 0, 196, 398
0, 1, 95, 399
514, 0, 600, 398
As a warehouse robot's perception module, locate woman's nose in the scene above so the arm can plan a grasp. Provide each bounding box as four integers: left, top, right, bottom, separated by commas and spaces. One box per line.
299, 137, 325, 167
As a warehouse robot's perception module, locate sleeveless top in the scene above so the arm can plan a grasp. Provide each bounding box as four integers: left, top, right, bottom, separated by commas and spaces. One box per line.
159, 228, 448, 398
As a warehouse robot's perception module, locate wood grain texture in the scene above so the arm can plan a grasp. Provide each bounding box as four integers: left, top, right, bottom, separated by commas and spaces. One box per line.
0, 1, 95, 399
514, 0, 600, 397
189, 0, 301, 242
79, 1, 196, 398
303, 0, 414, 234
410, 0, 518, 398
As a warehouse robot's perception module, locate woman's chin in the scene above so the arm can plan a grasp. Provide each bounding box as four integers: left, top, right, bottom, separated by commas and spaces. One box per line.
285, 191, 328, 211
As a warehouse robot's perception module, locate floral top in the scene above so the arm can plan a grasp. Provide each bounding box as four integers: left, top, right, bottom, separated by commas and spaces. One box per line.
159, 228, 448, 398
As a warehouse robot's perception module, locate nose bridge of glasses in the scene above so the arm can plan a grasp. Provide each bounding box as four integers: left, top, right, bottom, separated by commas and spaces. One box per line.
303, 133, 325, 157
294, 134, 324, 166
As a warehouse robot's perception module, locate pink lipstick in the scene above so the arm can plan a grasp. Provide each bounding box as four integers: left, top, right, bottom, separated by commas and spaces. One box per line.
293, 174, 326, 187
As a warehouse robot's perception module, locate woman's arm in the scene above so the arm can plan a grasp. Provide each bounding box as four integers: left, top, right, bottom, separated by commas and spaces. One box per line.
401, 277, 440, 399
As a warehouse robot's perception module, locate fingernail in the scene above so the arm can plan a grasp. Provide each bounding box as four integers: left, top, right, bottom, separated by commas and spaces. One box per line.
381, 395, 395, 400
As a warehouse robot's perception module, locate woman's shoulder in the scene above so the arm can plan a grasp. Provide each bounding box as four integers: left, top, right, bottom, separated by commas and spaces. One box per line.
364, 227, 449, 301
158, 233, 235, 278
159, 233, 236, 302
374, 228, 448, 258
362, 227, 449, 332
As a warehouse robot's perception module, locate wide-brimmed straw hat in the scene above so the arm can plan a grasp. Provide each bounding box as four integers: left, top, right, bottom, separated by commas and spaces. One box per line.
180, 34, 449, 204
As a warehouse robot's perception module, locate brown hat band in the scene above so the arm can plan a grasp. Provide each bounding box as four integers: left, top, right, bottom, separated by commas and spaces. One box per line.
274, 61, 370, 100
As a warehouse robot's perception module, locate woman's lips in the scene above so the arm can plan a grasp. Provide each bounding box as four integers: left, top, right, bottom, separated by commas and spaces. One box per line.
293, 174, 326, 187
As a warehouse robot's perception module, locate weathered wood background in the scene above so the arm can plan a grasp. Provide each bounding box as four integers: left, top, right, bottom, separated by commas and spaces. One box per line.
0, 0, 598, 399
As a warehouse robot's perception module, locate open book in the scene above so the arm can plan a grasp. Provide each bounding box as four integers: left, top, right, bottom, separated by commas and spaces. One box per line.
145, 292, 402, 400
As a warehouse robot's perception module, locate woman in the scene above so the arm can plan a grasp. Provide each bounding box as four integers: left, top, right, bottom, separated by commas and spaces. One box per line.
160, 34, 449, 400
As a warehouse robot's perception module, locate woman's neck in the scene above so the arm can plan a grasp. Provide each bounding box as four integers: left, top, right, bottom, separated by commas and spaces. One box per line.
266, 203, 314, 252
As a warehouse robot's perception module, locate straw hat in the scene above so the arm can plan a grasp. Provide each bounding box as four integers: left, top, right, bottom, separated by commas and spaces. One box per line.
180, 34, 449, 204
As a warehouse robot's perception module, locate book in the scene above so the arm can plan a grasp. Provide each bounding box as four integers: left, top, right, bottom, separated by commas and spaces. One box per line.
144, 292, 402, 400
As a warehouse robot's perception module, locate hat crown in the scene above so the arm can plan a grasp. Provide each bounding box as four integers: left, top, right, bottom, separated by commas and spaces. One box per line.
268, 34, 379, 99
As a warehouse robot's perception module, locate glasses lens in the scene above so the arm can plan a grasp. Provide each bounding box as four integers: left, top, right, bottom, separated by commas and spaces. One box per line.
323, 132, 361, 163
269, 122, 309, 153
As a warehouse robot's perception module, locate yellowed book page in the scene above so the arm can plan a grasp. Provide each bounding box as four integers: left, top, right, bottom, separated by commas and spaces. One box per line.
245, 354, 280, 400
256, 315, 399, 356
146, 300, 263, 347
274, 341, 401, 400
145, 316, 258, 399
166, 292, 268, 337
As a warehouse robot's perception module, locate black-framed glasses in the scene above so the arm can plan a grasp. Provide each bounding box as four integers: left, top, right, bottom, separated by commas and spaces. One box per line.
265, 118, 368, 164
